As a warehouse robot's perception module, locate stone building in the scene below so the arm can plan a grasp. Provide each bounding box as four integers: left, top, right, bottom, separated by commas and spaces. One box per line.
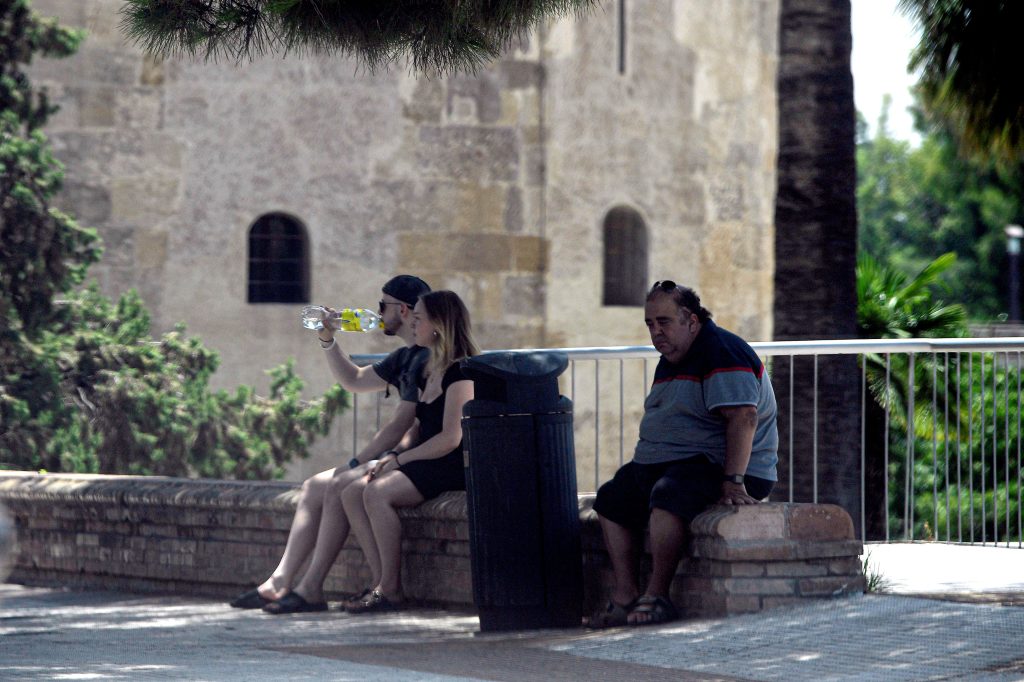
30, 0, 779, 482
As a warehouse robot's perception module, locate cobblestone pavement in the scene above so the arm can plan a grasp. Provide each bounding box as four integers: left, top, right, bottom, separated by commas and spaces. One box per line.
2, 583, 1024, 681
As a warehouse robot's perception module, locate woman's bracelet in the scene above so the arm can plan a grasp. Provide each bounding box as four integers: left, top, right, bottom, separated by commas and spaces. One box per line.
319, 337, 336, 349
384, 449, 401, 467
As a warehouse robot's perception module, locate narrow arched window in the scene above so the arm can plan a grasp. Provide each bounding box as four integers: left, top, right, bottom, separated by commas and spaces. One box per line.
247, 213, 309, 303
602, 206, 648, 306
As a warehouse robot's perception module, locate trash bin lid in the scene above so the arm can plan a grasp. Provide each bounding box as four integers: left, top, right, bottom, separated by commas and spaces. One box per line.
461, 351, 568, 383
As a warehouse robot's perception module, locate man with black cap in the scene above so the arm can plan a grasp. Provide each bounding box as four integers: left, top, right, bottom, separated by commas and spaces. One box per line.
229, 274, 431, 614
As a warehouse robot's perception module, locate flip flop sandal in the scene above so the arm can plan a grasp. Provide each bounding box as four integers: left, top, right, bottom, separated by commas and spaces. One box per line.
262, 591, 328, 615
627, 595, 679, 626
229, 588, 270, 609
346, 588, 402, 614
584, 598, 637, 628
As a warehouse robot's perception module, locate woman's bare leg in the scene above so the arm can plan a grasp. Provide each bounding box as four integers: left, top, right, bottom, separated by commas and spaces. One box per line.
363, 472, 424, 600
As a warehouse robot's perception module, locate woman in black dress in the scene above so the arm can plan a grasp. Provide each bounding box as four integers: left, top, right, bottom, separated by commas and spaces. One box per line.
341, 290, 478, 612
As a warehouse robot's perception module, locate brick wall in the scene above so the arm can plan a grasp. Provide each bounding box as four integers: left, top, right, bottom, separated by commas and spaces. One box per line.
0, 472, 863, 617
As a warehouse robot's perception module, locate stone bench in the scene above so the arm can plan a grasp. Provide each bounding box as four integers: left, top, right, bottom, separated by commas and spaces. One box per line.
0, 472, 863, 617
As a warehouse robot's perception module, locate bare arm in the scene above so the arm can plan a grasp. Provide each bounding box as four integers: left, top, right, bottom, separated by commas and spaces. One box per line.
374, 379, 473, 476
348, 400, 418, 467
717, 404, 759, 505
319, 338, 389, 393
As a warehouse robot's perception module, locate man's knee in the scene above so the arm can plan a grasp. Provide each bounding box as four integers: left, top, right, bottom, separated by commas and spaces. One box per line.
340, 479, 365, 508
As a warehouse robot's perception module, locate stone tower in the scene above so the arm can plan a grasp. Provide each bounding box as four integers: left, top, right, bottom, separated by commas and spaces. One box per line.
30, 0, 779, 481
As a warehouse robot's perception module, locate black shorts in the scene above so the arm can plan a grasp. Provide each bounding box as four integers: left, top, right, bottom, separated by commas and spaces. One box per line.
400, 450, 466, 501
592, 456, 774, 530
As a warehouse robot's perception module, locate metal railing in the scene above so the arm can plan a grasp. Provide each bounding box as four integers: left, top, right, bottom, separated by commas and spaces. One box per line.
351, 338, 1023, 547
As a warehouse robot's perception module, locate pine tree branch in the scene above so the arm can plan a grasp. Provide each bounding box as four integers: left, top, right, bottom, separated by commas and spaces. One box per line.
120, 0, 598, 75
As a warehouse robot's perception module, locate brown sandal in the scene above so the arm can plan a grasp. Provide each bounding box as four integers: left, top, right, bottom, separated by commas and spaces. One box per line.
345, 588, 402, 614
627, 595, 678, 626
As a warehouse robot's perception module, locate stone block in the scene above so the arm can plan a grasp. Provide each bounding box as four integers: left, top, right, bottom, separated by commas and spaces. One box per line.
446, 234, 512, 272
110, 175, 181, 225
78, 86, 116, 127
398, 233, 449, 271
798, 575, 866, 597
510, 235, 547, 272
416, 125, 519, 183
135, 229, 168, 269
691, 504, 786, 541
789, 504, 854, 541
504, 275, 545, 316
765, 561, 829, 577
720, 577, 797, 596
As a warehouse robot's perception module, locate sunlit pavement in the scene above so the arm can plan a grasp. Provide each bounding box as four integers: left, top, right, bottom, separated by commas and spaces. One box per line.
1, 544, 1023, 681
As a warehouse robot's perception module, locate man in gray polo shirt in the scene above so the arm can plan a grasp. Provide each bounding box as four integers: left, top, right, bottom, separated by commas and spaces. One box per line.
589, 281, 778, 627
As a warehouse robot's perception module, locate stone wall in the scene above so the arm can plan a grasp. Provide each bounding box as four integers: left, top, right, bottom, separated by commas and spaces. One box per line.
28, 0, 779, 482
1, 473, 863, 618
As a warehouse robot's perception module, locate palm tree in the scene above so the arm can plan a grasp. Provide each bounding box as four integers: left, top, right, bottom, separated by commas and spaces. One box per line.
856, 252, 968, 540
772, 0, 862, 525
900, 0, 1024, 160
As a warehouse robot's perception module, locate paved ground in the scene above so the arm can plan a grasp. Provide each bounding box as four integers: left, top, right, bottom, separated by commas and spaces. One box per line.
1, 544, 1022, 681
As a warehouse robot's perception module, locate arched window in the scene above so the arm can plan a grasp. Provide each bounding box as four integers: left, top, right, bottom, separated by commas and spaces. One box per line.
602, 206, 648, 306
247, 213, 309, 303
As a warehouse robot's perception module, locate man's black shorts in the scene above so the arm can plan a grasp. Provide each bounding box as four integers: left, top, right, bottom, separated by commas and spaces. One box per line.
592, 456, 775, 529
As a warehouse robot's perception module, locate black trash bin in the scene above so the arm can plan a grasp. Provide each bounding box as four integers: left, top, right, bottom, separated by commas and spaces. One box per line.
461, 351, 582, 632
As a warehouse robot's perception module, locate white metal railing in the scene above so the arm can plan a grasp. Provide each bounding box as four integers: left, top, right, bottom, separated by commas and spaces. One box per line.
350, 338, 1024, 547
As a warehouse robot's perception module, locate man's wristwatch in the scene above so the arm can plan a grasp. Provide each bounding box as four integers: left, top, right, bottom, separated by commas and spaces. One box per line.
348, 457, 360, 469
723, 473, 745, 485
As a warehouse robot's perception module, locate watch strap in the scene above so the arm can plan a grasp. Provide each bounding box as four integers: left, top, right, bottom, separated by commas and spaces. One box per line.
723, 473, 745, 485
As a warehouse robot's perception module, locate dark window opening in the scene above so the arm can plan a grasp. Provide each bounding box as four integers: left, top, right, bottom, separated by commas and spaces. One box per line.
247, 213, 310, 303
602, 206, 648, 306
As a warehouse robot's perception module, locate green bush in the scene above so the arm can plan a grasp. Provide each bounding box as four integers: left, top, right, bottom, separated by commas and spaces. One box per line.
0, 1, 348, 478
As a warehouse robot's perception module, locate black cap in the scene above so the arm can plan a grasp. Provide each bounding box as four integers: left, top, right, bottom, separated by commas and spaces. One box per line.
382, 275, 430, 306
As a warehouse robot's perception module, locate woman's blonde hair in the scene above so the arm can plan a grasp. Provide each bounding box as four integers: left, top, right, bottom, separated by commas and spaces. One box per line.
420, 290, 479, 377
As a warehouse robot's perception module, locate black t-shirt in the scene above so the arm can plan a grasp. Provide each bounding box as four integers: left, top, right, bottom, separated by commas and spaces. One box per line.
372, 345, 428, 402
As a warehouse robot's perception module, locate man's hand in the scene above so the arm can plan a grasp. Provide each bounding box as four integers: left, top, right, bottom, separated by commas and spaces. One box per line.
370, 453, 400, 479
717, 481, 758, 505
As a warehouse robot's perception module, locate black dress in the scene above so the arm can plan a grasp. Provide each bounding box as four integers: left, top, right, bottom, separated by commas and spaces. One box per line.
399, 362, 470, 500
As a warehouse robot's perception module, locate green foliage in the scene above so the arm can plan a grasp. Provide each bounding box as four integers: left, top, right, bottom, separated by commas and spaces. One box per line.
857, 102, 1024, 320
900, 0, 1024, 160
119, 0, 598, 76
1, 0, 350, 478
856, 253, 1021, 544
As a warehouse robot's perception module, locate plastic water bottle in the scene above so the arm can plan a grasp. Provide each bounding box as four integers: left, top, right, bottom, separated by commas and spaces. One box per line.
300, 305, 381, 332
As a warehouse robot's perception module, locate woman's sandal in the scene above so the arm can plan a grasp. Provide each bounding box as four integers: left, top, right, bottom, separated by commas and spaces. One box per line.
584, 598, 638, 628
627, 595, 679, 626
346, 588, 402, 614
339, 588, 373, 612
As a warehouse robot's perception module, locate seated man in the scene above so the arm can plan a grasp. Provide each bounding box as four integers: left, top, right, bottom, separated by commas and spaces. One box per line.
229, 274, 430, 614
589, 281, 779, 627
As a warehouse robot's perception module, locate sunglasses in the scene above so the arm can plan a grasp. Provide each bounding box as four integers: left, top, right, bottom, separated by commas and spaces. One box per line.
378, 300, 403, 314
652, 280, 679, 293
651, 280, 700, 317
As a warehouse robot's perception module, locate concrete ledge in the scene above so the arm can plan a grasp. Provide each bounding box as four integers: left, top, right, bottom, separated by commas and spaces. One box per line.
0, 472, 863, 617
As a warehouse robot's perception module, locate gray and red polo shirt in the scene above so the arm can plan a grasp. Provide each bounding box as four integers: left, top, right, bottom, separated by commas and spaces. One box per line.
633, 319, 779, 481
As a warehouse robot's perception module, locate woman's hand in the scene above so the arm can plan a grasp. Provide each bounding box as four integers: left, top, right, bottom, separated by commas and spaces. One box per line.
370, 452, 400, 479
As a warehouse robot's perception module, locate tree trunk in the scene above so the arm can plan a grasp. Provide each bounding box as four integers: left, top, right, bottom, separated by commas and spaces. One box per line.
772, 0, 864, 534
